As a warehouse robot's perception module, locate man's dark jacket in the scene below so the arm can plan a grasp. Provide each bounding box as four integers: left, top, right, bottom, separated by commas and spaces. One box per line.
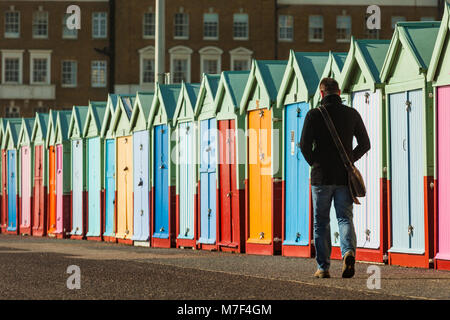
300, 94, 371, 186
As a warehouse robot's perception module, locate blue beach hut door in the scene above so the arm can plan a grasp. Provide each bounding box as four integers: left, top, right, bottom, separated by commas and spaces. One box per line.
7, 150, 17, 231
104, 139, 116, 237
153, 124, 169, 238
284, 102, 310, 246
87, 137, 102, 237
199, 118, 217, 244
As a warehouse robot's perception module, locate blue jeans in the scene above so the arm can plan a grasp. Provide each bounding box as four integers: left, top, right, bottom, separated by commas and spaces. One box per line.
311, 185, 356, 271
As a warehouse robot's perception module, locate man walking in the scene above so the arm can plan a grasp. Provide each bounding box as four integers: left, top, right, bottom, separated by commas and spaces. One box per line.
300, 78, 370, 278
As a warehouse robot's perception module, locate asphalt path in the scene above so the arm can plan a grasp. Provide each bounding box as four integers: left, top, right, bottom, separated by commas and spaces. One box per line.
0, 234, 449, 300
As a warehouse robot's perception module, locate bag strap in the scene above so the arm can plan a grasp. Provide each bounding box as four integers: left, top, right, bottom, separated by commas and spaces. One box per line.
318, 106, 353, 171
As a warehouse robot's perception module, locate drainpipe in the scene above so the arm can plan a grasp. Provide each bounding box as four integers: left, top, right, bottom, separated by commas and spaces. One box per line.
155, 0, 166, 85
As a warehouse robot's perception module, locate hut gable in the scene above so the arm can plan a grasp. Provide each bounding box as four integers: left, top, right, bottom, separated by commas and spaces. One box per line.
148, 84, 181, 128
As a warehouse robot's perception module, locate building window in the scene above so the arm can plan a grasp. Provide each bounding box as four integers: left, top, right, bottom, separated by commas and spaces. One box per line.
391, 16, 405, 29
174, 13, 189, 39
203, 13, 218, 40
4, 58, 20, 83
5, 106, 20, 118
421, 17, 435, 21
30, 50, 51, 84
1, 50, 23, 84
91, 61, 107, 87
199, 46, 222, 76
229, 47, 252, 71
309, 15, 324, 42
33, 11, 48, 38
233, 13, 248, 40
169, 46, 192, 83
279, 15, 293, 41
92, 12, 107, 38
63, 14, 78, 39
336, 15, 351, 42
365, 28, 380, 39
5, 11, 20, 38
142, 59, 155, 83
143, 12, 155, 38
61, 61, 77, 87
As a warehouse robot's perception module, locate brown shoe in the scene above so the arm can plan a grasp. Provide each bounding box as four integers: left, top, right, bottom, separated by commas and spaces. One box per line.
314, 269, 330, 278
342, 251, 355, 278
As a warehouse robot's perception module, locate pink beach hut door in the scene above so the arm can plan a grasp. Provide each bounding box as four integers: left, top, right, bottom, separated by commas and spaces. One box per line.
21, 146, 31, 228
56, 144, 64, 233
437, 85, 450, 261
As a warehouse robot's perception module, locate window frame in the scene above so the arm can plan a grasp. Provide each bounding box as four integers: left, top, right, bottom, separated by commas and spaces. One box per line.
174, 12, 189, 40
62, 13, 78, 39
229, 47, 252, 71
308, 15, 324, 43
336, 15, 351, 43
1, 50, 24, 84
169, 46, 193, 83
91, 60, 107, 88
4, 11, 20, 39
92, 12, 108, 39
5, 106, 20, 118
139, 45, 155, 85
32, 10, 49, 39
278, 15, 294, 42
29, 50, 52, 85
233, 13, 249, 41
143, 12, 155, 39
61, 60, 78, 88
203, 13, 219, 40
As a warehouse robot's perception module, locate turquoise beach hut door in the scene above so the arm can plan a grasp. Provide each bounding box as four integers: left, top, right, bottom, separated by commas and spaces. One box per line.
7, 150, 16, 231
104, 139, 115, 237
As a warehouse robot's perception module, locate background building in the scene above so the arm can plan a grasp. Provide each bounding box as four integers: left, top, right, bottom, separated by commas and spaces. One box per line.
0, 0, 444, 117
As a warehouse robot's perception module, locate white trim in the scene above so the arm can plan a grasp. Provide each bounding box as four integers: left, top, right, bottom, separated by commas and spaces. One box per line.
139, 45, 155, 85
169, 46, 193, 83
32, 10, 48, 39
4, 10, 21, 39
199, 46, 223, 76
29, 50, 52, 85
229, 47, 252, 71
142, 11, 155, 39
92, 12, 108, 39
1, 49, 24, 84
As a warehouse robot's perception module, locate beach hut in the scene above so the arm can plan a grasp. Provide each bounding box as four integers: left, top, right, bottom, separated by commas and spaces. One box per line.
338, 38, 391, 263
194, 74, 221, 251
212, 70, 249, 253
111, 94, 136, 244
173, 82, 201, 249
30, 113, 49, 236
100, 94, 119, 242
148, 84, 182, 248
128, 92, 154, 246
2, 119, 22, 234
17, 117, 35, 235
276, 51, 329, 258
45, 110, 58, 236
68, 106, 89, 240
240, 59, 288, 255
50, 110, 72, 238
0, 119, 8, 233
380, 21, 440, 268
83, 101, 107, 242
427, 2, 450, 271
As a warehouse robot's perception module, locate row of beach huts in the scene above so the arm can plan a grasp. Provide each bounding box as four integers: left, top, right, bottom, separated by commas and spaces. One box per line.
1, 5, 450, 270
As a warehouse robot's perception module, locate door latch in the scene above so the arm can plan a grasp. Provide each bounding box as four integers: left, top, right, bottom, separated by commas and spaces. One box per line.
259, 231, 265, 239
364, 92, 370, 104
138, 178, 143, 186
159, 164, 166, 169
334, 232, 339, 243
226, 192, 232, 198
365, 229, 371, 241
185, 228, 190, 237
259, 110, 264, 118
296, 108, 301, 118
159, 227, 165, 233
408, 225, 414, 236
405, 100, 411, 112
295, 232, 301, 242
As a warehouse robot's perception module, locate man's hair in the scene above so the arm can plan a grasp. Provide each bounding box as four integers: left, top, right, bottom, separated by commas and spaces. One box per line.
319, 77, 340, 96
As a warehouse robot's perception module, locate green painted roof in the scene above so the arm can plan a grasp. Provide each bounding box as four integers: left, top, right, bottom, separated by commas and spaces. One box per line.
120, 95, 136, 120
24, 118, 35, 139
205, 74, 220, 98
74, 106, 89, 134
185, 83, 200, 112
294, 52, 329, 95
57, 110, 72, 141
38, 113, 49, 138
223, 70, 250, 107
159, 84, 182, 119
332, 52, 348, 70
256, 60, 288, 101
398, 21, 441, 69
7, 119, 22, 147
355, 39, 391, 83
90, 103, 107, 132
136, 92, 155, 120
108, 94, 119, 112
